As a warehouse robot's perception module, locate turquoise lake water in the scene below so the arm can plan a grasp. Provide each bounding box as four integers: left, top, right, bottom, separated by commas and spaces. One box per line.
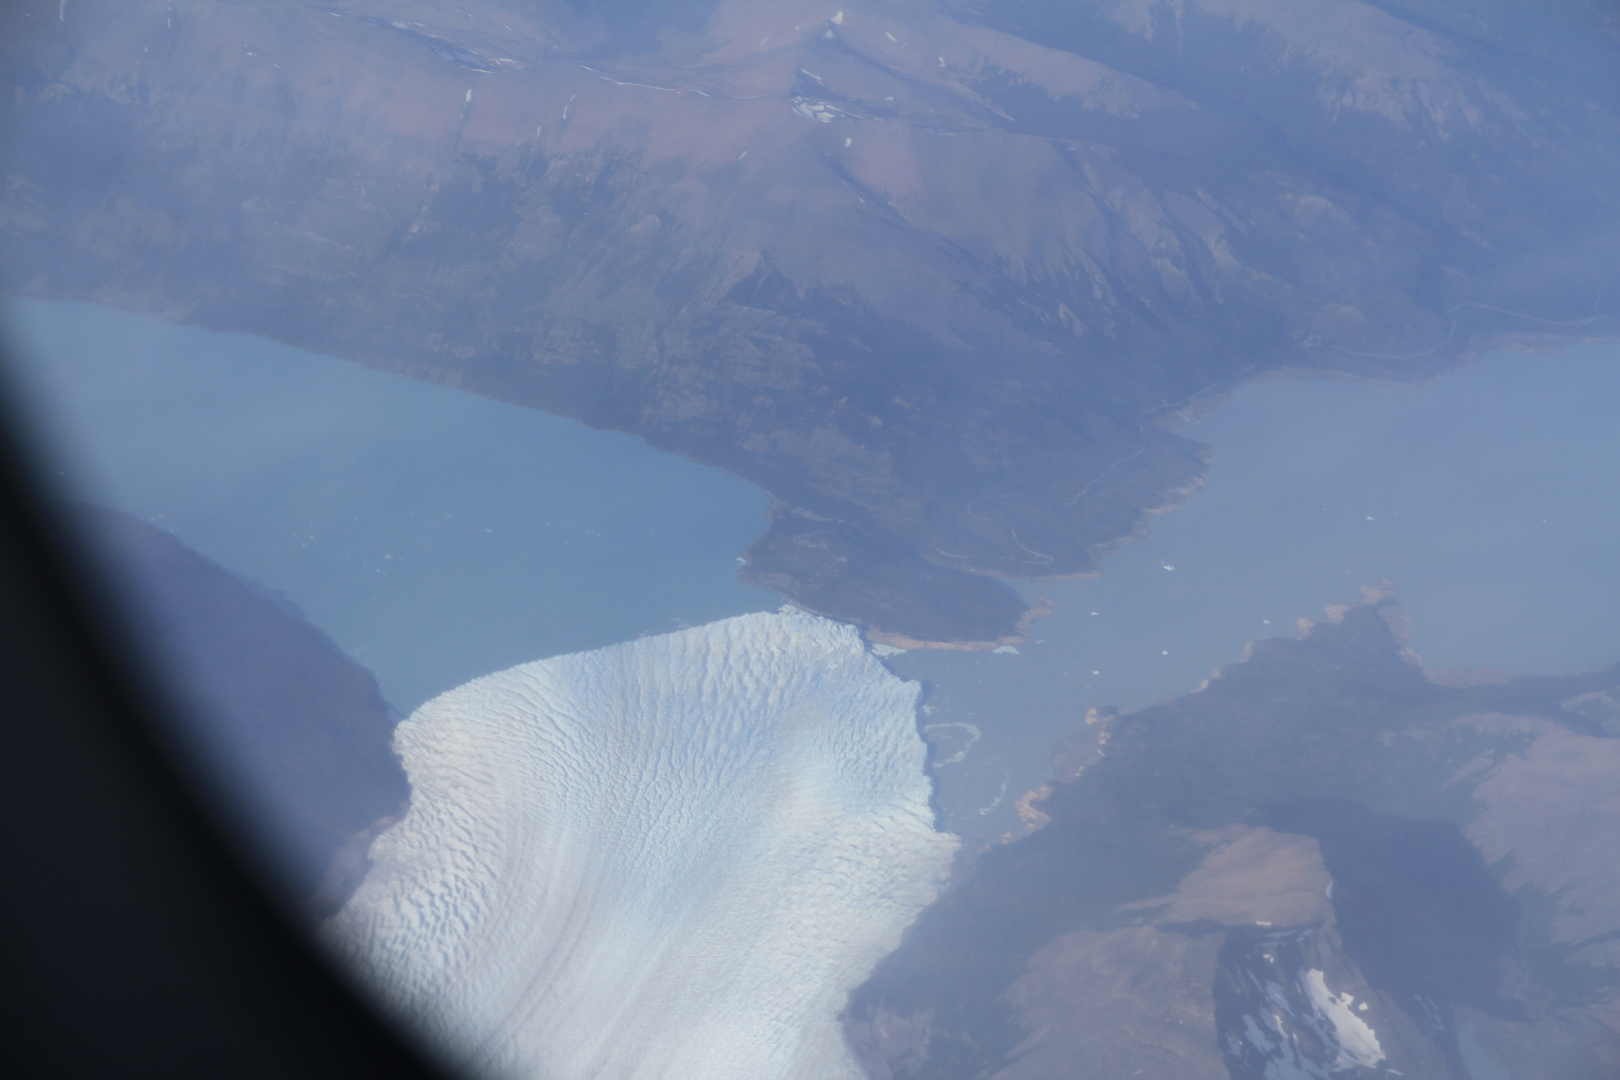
0, 300, 779, 713
3, 299, 1616, 837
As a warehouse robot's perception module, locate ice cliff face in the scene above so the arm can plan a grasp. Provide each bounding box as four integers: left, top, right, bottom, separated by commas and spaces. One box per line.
325, 608, 957, 1080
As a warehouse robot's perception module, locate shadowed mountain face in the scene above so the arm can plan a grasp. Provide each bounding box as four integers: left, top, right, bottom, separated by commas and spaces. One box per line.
4, 1, 1619, 642
73, 505, 409, 914
844, 592, 1620, 1079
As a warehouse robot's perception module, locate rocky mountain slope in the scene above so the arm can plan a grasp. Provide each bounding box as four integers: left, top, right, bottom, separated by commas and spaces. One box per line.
74, 504, 409, 913
844, 588, 1620, 1079
4, 0, 1618, 642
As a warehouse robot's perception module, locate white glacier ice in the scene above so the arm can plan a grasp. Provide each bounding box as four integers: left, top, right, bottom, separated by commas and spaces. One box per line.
324, 608, 957, 1080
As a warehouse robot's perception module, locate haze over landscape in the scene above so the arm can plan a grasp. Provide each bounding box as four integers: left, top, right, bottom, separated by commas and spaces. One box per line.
11, 298, 1620, 841
2, 1, 1619, 1078
7, 0, 1619, 645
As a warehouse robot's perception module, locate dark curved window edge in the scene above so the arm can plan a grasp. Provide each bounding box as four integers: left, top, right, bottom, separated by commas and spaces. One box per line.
0, 341, 447, 1080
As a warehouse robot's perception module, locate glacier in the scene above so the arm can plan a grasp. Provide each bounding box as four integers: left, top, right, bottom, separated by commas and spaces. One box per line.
324, 608, 958, 1080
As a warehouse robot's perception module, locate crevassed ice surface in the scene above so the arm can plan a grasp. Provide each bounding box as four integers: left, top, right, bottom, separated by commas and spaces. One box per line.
326, 608, 957, 1080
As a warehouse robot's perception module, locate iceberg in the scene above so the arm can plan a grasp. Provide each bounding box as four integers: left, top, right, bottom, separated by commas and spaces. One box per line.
325, 609, 957, 1080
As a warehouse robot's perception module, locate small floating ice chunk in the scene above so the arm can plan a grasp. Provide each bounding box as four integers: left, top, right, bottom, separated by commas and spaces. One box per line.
992, 645, 1020, 655
832, 11, 844, 25
923, 722, 980, 767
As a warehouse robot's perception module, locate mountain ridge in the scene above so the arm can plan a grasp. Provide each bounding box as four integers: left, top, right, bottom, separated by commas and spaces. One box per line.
3, 0, 1617, 641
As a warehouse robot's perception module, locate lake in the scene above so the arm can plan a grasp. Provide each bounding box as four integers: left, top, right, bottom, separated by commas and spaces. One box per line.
3, 299, 1616, 839
0, 300, 779, 713
888, 346, 1620, 835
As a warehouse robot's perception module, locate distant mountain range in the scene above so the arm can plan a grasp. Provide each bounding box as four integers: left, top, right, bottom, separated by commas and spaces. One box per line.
4, 0, 1618, 642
